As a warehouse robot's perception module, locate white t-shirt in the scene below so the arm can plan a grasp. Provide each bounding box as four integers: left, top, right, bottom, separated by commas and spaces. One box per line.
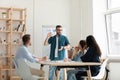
55, 37, 58, 57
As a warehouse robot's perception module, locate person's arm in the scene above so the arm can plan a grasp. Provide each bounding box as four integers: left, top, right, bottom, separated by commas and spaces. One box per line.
81, 48, 94, 62
63, 44, 70, 50
44, 32, 52, 46
59, 36, 70, 51
72, 50, 80, 59
24, 49, 39, 63
33, 55, 48, 61
72, 53, 82, 61
64, 36, 70, 49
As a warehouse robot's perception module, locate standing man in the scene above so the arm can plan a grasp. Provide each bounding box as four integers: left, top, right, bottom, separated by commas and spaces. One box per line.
44, 25, 70, 80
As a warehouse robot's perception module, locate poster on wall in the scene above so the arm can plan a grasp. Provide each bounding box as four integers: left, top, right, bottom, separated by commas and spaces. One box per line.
42, 25, 67, 58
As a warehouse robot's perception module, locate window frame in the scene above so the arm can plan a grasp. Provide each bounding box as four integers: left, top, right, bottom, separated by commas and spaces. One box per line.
105, 2, 120, 55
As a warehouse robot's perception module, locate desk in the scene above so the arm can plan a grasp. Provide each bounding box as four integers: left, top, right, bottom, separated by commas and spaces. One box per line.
40, 61, 101, 80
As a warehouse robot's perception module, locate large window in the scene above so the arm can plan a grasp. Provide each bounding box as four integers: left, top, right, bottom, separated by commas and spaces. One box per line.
105, 0, 120, 55
108, 0, 120, 9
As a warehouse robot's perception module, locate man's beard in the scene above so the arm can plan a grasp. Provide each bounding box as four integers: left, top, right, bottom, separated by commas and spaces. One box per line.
57, 33, 61, 36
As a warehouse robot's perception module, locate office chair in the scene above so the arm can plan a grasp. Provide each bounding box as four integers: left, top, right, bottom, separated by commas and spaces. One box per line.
82, 59, 109, 80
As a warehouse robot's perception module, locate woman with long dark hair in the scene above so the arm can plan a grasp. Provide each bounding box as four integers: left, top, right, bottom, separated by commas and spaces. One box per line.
76, 35, 101, 80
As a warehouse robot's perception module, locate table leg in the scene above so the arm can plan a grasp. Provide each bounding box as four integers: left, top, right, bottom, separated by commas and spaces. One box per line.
56, 68, 60, 80
40, 64, 44, 70
87, 66, 92, 80
0, 61, 2, 80
63, 68, 67, 80
0, 69, 1, 80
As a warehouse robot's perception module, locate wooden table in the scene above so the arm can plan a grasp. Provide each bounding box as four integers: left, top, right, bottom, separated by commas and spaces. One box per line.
40, 61, 101, 80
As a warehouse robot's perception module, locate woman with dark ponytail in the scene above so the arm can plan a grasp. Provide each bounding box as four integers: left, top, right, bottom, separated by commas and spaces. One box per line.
67, 40, 86, 80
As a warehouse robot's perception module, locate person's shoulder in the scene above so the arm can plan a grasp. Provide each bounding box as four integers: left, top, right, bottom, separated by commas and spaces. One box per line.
49, 35, 55, 39
86, 47, 92, 52
16, 46, 24, 53
60, 35, 67, 38
88, 46, 96, 53
53, 35, 56, 38
88, 45, 93, 49
18, 45, 23, 49
61, 35, 66, 37
18, 45, 26, 50
79, 51, 83, 54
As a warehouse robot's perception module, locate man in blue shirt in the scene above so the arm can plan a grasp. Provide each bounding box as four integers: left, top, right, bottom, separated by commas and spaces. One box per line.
15, 34, 47, 77
44, 25, 70, 80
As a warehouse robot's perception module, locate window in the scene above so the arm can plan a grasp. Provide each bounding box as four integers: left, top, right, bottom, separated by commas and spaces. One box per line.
108, 0, 120, 9
105, 0, 120, 55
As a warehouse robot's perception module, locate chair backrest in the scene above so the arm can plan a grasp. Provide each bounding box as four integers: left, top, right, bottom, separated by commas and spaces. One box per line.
13, 58, 20, 76
92, 58, 109, 79
13, 58, 18, 68
15, 59, 34, 80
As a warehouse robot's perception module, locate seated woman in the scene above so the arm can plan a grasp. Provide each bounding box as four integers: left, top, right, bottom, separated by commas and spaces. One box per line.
67, 40, 86, 80
72, 40, 86, 61
76, 35, 101, 80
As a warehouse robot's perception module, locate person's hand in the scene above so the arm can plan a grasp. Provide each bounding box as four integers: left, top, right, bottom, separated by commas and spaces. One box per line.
74, 46, 80, 52
39, 56, 48, 62
58, 46, 64, 51
64, 58, 68, 62
47, 32, 52, 38
39, 58, 42, 62
41, 56, 49, 61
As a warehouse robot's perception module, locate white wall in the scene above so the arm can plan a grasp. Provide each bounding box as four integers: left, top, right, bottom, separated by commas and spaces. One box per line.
108, 63, 120, 80
70, 0, 93, 46
70, 0, 81, 46
80, 0, 93, 39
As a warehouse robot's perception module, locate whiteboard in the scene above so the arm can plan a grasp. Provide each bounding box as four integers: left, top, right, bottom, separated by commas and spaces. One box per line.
42, 25, 67, 58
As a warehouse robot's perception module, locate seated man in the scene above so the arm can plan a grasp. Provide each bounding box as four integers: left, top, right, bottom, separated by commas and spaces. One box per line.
15, 34, 47, 77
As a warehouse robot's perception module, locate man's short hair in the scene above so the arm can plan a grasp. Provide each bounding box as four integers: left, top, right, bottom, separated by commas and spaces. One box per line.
56, 25, 62, 29
22, 34, 30, 45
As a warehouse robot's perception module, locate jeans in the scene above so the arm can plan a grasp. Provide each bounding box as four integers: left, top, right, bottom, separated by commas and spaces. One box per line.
67, 69, 78, 80
67, 52, 83, 80
76, 71, 87, 80
49, 58, 64, 80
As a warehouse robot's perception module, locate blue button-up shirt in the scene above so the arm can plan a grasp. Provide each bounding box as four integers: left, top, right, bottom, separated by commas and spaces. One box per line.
48, 35, 70, 60
72, 51, 83, 61
15, 45, 39, 64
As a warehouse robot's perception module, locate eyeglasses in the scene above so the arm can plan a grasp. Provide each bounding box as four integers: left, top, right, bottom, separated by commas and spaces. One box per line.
56, 29, 63, 31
